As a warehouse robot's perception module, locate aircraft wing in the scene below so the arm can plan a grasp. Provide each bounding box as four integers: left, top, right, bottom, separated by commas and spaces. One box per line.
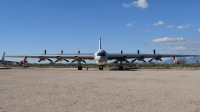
107, 53, 197, 60
5, 54, 94, 60
6, 53, 196, 60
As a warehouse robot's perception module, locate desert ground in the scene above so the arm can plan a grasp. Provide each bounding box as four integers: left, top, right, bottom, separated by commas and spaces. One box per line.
0, 67, 200, 112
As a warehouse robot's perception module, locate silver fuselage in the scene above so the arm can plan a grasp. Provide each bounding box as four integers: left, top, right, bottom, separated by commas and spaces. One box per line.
94, 49, 108, 65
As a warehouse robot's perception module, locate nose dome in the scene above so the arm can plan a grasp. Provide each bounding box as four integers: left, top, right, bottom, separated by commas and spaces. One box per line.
97, 50, 106, 56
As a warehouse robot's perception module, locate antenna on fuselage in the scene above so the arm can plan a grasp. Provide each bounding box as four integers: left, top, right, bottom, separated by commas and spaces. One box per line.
99, 37, 101, 50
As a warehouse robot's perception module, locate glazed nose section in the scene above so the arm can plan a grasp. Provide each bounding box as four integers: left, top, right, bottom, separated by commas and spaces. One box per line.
97, 50, 106, 56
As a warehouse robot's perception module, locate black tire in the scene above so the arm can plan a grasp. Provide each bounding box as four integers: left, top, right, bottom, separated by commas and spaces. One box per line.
78, 66, 82, 70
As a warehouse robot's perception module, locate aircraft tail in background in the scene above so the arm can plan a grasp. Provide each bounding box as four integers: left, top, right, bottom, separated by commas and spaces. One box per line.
2, 52, 5, 61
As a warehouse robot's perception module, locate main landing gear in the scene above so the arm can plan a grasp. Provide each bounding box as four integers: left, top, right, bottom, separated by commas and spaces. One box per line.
78, 66, 82, 70
118, 60, 124, 70
119, 66, 123, 70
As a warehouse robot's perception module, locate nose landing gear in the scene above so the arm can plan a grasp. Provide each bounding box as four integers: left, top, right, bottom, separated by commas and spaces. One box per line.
98, 66, 104, 70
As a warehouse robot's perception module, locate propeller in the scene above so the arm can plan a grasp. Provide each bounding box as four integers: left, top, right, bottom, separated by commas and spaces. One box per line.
71, 59, 86, 64
148, 49, 162, 62
55, 50, 69, 62
81, 60, 86, 64
149, 58, 154, 62
149, 49, 156, 62
72, 60, 76, 63
71, 50, 86, 64
125, 60, 129, 63
131, 59, 137, 63
114, 59, 120, 63
38, 50, 52, 63
64, 59, 69, 62
114, 50, 129, 63
132, 50, 146, 63
47, 58, 53, 63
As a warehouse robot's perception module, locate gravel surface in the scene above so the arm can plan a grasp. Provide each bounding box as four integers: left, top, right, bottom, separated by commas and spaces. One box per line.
0, 68, 200, 112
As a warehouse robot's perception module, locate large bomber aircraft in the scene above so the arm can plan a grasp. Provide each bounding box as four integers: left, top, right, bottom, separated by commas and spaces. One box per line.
0, 52, 19, 68
5, 38, 197, 70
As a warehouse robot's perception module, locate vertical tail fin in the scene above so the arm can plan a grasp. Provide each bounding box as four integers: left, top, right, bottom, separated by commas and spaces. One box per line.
2, 52, 5, 61
99, 37, 101, 50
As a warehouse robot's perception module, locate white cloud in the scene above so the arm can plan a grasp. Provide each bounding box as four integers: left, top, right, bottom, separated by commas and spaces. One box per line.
177, 24, 192, 29
198, 28, 200, 32
122, 3, 133, 8
126, 21, 135, 27
144, 29, 149, 32
127, 23, 133, 26
152, 37, 184, 43
167, 25, 174, 28
150, 37, 200, 54
171, 47, 187, 51
122, 0, 148, 9
153, 21, 164, 26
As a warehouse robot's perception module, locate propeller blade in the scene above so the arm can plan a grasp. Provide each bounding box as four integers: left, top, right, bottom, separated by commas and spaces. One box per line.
121, 50, 123, 54
55, 60, 58, 62
81, 60, 86, 64
38, 60, 41, 62
61, 50, 63, 54
149, 59, 153, 62
132, 59, 136, 62
143, 60, 146, 62
114, 59, 120, 63
44, 50, 46, 55
72, 60, 75, 63
153, 49, 156, 54
137, 50, 140, 54
64, 59, 69, 62
47, 58, 52, 63
125, 60, 129, 63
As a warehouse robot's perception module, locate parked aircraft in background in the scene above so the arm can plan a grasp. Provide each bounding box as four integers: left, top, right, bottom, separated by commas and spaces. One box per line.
0, 52, 19, 68
4, 38, 197, 70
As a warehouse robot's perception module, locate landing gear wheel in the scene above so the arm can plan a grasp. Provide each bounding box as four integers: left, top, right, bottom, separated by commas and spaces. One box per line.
119, 66, 123, 70
78, 66, 82, 70
99, 66, 103, 70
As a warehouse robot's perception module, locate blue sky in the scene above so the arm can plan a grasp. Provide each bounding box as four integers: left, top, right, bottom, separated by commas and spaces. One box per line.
1, 0, 200, 62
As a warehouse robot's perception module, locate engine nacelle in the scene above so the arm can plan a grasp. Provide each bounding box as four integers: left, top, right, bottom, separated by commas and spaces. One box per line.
39, 56, 46, 61
154, 57, 162, 61
56, 56, 64, 61
136, 57, 144, 61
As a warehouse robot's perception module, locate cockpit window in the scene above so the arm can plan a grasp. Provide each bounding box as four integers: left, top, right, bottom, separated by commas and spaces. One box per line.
97, 50, 107, 56
97, 52, 106, 56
